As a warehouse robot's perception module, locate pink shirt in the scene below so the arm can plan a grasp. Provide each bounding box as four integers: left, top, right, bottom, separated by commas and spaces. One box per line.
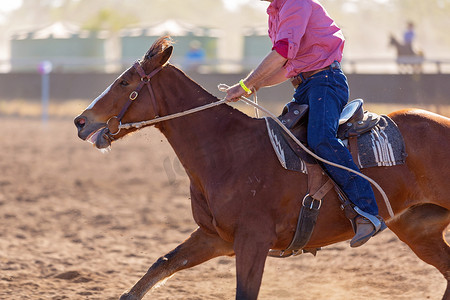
267, 0, 345, 77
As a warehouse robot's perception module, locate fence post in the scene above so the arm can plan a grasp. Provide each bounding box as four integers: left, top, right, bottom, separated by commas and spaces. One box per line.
38, 61, 52, 126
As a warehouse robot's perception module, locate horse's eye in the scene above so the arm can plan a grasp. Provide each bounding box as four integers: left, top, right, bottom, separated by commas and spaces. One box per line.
119, 80, 129, 87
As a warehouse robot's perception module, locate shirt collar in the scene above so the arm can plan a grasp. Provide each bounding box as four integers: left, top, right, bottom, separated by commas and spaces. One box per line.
267, 0, 287, 12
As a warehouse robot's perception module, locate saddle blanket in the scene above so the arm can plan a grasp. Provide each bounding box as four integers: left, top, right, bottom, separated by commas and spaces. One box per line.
265, 115, 407, 174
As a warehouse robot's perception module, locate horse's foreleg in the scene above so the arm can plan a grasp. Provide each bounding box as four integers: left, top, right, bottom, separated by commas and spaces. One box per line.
234, 233, 272, 300
120, 227, 234, 300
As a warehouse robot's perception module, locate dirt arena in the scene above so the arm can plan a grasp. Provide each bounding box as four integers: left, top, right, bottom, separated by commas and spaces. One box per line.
0, 113, 448, 299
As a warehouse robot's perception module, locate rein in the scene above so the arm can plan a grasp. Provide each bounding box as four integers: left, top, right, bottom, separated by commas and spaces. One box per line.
119, 99, 228, 130
108, 62, 228, 132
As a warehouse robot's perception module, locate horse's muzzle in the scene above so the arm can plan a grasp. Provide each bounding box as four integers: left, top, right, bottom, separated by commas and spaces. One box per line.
74, 115, 112, 149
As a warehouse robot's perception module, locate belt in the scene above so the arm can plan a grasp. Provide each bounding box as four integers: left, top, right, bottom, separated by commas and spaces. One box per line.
290, 61, 341, 88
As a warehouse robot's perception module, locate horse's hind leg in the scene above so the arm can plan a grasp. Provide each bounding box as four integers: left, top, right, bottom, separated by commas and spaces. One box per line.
388, 204, 450, 300
120, 227, 234, 300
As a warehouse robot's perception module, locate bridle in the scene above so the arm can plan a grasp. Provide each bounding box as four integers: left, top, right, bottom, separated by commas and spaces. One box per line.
106, 61, 162, 136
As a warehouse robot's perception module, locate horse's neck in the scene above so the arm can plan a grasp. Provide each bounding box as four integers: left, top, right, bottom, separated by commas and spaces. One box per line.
157, 67, 262, 179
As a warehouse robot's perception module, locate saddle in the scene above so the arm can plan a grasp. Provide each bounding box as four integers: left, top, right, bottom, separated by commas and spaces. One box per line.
278, 98, 380, 167
267, 99, 406, 258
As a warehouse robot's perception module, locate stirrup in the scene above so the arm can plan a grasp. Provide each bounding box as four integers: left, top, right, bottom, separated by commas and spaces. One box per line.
353, 206, 383, 232
350, 209, 387, 247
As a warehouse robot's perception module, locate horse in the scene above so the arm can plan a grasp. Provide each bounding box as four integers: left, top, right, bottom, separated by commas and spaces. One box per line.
389, 34, 424, 74
74, 37, 450, 300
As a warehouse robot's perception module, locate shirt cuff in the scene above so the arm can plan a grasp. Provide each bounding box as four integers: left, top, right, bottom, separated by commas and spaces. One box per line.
272, 39, 289, 59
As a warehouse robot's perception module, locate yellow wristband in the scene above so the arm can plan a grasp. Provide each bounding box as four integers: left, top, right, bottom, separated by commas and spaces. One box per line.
239, 79, 252, 95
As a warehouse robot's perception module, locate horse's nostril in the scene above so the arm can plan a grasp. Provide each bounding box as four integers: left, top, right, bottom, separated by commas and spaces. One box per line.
74, 116, 86, 130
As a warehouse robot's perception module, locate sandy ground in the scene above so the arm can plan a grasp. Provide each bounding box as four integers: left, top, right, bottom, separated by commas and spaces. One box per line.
0, 116, 448, 300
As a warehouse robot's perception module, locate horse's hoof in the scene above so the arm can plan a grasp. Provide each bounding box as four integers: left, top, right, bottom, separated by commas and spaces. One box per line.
119, 293, 138, 300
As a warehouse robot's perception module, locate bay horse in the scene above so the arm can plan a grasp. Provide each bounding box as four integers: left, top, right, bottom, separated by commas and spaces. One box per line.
389, 34, 424, 74
74, 37, 450, 300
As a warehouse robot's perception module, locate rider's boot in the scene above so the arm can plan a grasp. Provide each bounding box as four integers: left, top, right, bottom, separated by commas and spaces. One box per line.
350, 214, 387, 247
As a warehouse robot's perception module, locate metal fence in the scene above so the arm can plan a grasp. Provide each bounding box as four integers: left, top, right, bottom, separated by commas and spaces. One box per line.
1, 57, 450, 74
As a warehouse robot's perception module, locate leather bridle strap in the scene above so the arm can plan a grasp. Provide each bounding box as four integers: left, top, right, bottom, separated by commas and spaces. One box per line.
133, 62, 162, 118
108, 61, 162, 135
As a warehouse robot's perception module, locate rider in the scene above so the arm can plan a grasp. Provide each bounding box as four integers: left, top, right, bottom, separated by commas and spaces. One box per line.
403, 21, 415, 53
225, 0, 386, 247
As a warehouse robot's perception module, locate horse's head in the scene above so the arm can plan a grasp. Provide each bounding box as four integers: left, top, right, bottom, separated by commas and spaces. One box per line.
388, 34, 397, 46
74, 36, 173, 150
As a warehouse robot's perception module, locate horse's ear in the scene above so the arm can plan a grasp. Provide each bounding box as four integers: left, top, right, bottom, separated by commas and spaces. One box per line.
159, 46, 173, 66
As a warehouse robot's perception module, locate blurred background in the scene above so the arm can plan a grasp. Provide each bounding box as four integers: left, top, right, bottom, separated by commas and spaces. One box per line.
1, 2, 449, 298
0, 0, 449, 117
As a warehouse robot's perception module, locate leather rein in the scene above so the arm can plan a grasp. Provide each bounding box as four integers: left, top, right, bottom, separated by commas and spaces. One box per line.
105, 61, 227, 136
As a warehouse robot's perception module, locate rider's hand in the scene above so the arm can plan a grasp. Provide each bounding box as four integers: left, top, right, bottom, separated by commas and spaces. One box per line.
225, 83, 247, 102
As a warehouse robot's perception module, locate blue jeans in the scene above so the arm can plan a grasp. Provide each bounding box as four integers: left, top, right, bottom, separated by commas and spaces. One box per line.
292, 67, 379, 216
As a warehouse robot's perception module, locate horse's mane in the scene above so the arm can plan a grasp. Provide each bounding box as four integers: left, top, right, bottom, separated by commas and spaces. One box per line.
144, 35, 173, 60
